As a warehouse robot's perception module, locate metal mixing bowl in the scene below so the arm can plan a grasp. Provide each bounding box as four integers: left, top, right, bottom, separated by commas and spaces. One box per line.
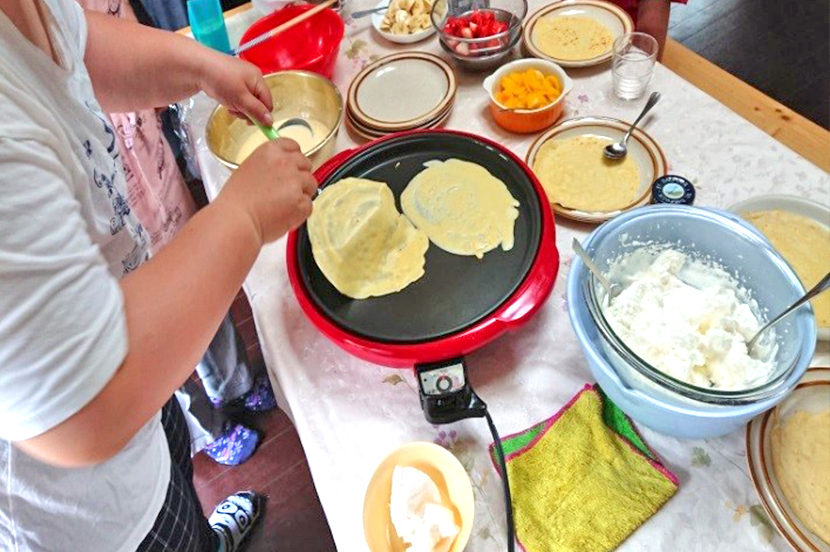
206, 70, 343, 171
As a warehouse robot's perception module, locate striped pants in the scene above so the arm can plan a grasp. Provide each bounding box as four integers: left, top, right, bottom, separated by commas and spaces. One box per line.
136, 398, 218, 551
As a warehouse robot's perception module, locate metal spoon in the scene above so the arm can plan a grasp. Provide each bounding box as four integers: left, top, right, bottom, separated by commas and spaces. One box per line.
348, 5, 389, 19
604, 91, 661, 160
747, 271, 830, 352
572, 238, 622, 300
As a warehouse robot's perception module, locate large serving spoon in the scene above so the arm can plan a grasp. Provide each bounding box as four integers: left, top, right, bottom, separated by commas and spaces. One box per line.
747, 271, 830, 352
572, 238, 622, 300
604, 91, 661, 160
234, 0, 338, 56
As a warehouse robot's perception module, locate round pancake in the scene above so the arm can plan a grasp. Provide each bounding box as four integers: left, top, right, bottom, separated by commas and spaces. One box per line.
401, 159, 520, 259
533, 135, 640, 212
308, 177, 429, 299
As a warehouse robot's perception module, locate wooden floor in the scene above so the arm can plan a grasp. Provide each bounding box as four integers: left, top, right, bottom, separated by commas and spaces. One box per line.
192, 292, 337, 552
668, 0, 829, 129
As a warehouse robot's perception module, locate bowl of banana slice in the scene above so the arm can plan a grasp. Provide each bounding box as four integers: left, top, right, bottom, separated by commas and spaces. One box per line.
373, 0, 441, 44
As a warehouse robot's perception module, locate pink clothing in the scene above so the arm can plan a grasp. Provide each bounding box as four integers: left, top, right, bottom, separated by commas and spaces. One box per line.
77, 0, 196, 254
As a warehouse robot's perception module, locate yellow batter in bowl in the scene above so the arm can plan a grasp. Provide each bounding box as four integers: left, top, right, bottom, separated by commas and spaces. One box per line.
532, 135, 640, 212
743, 210, 830, 328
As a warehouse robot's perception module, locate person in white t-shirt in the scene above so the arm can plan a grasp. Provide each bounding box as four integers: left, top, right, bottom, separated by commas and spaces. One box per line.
0, 0, 316, 550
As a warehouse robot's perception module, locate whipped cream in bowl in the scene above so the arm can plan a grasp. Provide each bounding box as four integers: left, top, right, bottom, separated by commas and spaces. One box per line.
600, 248, 777, 393
577, 206, 816, 411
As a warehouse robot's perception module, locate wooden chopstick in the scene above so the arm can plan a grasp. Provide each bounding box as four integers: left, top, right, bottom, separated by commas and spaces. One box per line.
234, 0, 339, 56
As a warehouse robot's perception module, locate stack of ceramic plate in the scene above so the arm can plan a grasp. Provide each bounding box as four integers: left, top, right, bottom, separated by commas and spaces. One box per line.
346, 52, 457, 140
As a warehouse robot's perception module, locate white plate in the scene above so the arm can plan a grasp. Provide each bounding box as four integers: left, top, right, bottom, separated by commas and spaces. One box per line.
728, 195, 830, 341
746, 368, 830, 552
349, 52, 456, 130
525, 116, 667, 223
372, 0, 436, 44
523, 0, 634, 68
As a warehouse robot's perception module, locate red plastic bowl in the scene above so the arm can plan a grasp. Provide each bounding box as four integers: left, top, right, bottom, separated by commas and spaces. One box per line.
239, 5, 344, 78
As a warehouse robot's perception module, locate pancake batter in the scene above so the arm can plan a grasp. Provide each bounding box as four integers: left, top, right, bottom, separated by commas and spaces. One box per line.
532, 16, 614, 61
771, 407, 830, 544
308, 177, 429, 299
533, 135, 640, 212
743, 210, 830, 328
401, 159, 520, 259
236, 117, 329, 162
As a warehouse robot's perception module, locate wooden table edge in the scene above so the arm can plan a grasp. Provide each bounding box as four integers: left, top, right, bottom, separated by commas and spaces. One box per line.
663, 39, 829, 172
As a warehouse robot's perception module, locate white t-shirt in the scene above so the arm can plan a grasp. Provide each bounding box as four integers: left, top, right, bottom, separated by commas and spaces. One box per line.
0, 1, 170, 550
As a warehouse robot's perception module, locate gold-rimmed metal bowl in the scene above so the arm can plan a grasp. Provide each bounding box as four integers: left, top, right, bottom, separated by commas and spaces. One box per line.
206, 70, 343, 171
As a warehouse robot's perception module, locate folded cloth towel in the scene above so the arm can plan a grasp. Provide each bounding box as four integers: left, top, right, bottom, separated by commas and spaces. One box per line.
488, 384, 678, 552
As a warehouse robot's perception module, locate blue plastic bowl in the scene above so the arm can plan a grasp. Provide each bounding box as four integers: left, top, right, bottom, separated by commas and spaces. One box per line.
567, 205, 816, 439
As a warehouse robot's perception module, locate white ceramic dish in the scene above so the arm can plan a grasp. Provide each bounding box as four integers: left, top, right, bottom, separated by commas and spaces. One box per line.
525, 116, 667, 223
348, 52, 456, 131
523, 0, 634, 68
729, 194, 830, 341
372, 0, 437, 44
746, 367, 830, 552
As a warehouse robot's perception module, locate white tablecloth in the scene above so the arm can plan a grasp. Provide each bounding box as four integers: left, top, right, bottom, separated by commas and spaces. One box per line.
188, 4, 830, 550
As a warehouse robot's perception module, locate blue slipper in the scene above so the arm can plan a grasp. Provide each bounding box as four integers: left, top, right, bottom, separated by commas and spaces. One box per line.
203, 423, 260, 466
242, 375, 277, 413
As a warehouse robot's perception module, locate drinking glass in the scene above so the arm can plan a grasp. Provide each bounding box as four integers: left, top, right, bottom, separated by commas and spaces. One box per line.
612, 32, 658, 100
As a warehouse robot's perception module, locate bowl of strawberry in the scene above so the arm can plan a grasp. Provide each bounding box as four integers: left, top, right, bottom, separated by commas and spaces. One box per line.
431, 0, 526, 69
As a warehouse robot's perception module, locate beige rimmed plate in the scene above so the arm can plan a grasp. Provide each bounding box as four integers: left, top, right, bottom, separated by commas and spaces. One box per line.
362, 442, 474, 552
523, 0, 634, 68
746, 368, 830, 552
727, 195, 830, 342
525, 116, 667, 223
346, 103, 454, 141
348, 52, 456, 131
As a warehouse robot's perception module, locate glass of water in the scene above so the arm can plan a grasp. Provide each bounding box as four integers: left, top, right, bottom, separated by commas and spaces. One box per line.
612, 32, 658, 100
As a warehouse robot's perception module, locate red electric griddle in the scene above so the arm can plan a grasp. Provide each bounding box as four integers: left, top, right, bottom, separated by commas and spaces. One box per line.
286, 129, 559, 551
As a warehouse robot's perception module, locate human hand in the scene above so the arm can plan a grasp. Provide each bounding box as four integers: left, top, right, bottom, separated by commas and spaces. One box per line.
199, 52, 274, 126
219, 139, 317, 245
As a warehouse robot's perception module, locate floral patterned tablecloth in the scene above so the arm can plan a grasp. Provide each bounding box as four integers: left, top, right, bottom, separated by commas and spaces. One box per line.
188, 3, 830, 550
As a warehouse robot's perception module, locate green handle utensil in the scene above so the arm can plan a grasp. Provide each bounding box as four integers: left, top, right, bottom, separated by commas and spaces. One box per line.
256, 122, 280, 141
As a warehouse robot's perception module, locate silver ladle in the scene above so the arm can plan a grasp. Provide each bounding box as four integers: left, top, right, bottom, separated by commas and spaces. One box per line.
572, 238, 622, 300
604, 91, 661, 160
747, 271, 830, 352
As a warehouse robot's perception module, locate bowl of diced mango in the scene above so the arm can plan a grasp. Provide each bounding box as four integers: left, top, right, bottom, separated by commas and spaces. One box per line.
483, 58, 573, 133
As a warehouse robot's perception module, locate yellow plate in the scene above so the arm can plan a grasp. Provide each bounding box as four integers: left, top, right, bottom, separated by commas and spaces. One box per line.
362, 441, 474, 552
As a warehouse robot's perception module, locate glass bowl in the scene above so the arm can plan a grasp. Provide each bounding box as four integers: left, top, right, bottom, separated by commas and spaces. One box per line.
430, 0, 527, 66
567, 205, 817, 438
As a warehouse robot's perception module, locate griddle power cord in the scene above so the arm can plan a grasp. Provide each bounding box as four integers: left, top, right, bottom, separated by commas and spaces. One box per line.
485, 410, 515, 552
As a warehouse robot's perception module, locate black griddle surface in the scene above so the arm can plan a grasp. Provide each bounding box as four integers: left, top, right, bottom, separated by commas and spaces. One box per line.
295, 132, 542, 343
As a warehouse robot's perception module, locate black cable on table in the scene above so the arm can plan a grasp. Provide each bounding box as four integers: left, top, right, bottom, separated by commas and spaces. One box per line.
485, 409, 515, 552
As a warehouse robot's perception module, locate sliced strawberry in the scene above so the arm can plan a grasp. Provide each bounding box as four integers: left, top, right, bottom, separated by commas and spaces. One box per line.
460, 26, 474, 39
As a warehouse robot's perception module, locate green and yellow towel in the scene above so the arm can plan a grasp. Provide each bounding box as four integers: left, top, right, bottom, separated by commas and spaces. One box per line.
488, 384, 679, 552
